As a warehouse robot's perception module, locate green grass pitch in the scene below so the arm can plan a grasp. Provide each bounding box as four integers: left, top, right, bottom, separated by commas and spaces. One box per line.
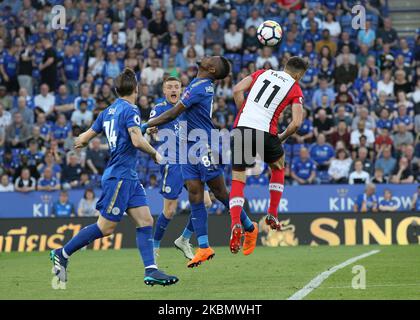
1, 245, 419, 300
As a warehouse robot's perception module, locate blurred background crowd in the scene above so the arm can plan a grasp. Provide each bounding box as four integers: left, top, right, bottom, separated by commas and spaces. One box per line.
0, 0, 418, 206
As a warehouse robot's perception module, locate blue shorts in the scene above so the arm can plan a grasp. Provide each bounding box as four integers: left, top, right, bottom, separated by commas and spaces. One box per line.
96, 178, 148, 222
181, 145, 224, 182
160, 164, 184, 200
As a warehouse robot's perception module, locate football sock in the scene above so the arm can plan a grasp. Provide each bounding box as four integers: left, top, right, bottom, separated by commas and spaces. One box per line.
229, 180, 246, 228
268, 168, 285, 218
136, 226, 157, 270
181, 215, 194, 240
62, 223, 103, 257
190, 202, 209, 248
153, 212, 171, 249
221, 193, 254, 232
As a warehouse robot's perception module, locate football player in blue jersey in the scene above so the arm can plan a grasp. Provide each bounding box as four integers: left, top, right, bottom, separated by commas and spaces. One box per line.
142, 57, 257, 268
50, 68, 178, 287
149, 76, 212, 260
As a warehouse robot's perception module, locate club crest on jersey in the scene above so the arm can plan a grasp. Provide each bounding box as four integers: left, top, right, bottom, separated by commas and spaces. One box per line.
111, 207, 120, 215
205, 86, 214, 93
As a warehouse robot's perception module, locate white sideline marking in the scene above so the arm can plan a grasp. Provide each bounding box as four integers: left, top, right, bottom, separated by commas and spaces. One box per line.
288, 250, 380, 300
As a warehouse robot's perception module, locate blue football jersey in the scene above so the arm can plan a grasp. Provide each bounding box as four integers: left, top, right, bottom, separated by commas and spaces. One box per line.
92, 98, 141, 181
149, 100, 180, 163
180, 78, 215, 143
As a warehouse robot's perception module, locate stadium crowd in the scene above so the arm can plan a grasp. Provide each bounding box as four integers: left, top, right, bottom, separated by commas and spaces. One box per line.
0, 0, 418, 207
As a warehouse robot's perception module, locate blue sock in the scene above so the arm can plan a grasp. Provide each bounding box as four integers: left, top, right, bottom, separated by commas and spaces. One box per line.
181, 215, 194, 239
153, 213, 171, 248
240, 210, 255, 232
220, 198, 254, 232
136, 226, 156, 270
62, 223, 103, 257
190, 202, 209, 248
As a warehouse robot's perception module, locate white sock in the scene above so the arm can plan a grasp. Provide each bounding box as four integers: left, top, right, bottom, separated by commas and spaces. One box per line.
145, 264, 158, 270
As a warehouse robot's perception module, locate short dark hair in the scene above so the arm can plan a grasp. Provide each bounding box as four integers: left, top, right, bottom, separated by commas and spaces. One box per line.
285, 56, 309, 74
163, 76, 181, 84
216, 56, 231, 80
114, 68, 137, 97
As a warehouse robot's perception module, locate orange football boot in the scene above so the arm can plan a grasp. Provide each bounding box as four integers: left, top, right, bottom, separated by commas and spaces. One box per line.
187, 247, 215, 268
242, 222, 258, 255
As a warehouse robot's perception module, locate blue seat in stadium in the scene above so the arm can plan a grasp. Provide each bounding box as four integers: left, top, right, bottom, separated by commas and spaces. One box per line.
224, 53, 242, 74
283, 143, 292, 159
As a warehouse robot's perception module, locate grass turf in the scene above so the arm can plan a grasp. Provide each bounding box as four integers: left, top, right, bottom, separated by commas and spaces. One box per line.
0, 245, 419, 300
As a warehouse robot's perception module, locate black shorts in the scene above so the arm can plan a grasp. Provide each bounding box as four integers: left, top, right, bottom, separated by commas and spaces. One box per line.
230, 126, 284, 170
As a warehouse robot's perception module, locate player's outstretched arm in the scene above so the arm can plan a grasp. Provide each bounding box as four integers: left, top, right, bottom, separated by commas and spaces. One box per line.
128, 126, 162, 163
145, 102, 186, 130
278, 103, 303, 143
233, 76, 253, 109
74, 129, 98, 149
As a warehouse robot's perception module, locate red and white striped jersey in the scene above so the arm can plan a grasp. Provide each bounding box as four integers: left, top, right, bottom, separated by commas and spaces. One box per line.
234, 69, 303, 135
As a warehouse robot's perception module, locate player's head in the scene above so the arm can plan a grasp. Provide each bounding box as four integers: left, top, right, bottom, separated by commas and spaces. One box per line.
114, 68, 138, 99
197, 56, 231, 80
163, 76, 182, 104
284, 56, 309, 81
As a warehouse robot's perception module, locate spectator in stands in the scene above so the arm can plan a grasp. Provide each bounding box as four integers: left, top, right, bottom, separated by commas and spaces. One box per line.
71, 100, 93, 130
322, 12, 341, 38
357, 20, 375, 48
390, 156, 414, 184
141, 58, 164, 88
51, 190, 75, 217
5, 112, 31, 149
310, 133, 334, 171
14, 167, 36, 192
256, 47, 279, 70
0, 173, 14, 192
377, 17, 398, 47
39, 36, 58, 91
378, 189, 398, 212
352, 107, 375, 131
86, 138, 108, 175
350, 120, 375, 150
352, 146, 374, 175
349, 159, 370, 185
313, 109, 334, 139
13, 96, 34, 126
371, 167, 386, 184
34, 83, 55, 118
353, 183, 378, 213
328, 148, 352, 184
375, 145, 397, 178
312, 78, 335, 109
224, 23, 243, 54
77, 188, 98, 217
291, 147, 317, 185
37, 167, 60, 191
392, 123, 414, 153
61, 152, 83, 189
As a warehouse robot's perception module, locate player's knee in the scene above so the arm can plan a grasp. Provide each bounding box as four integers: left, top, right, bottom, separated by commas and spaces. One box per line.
141, 215, 154, 227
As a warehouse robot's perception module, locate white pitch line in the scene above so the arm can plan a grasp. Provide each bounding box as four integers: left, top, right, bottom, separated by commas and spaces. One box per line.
287, 250, 380, 300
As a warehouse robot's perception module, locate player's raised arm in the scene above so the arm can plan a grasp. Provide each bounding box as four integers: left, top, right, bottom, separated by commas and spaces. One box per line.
233, 75, 253, 109
144, 102, 186, 132
128, 126, 162, 163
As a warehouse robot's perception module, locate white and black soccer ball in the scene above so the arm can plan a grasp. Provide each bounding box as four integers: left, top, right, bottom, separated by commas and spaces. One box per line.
257, 20, 283, 47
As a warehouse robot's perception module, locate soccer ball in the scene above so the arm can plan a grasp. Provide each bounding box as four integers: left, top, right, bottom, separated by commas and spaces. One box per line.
257, 20, 283, 47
